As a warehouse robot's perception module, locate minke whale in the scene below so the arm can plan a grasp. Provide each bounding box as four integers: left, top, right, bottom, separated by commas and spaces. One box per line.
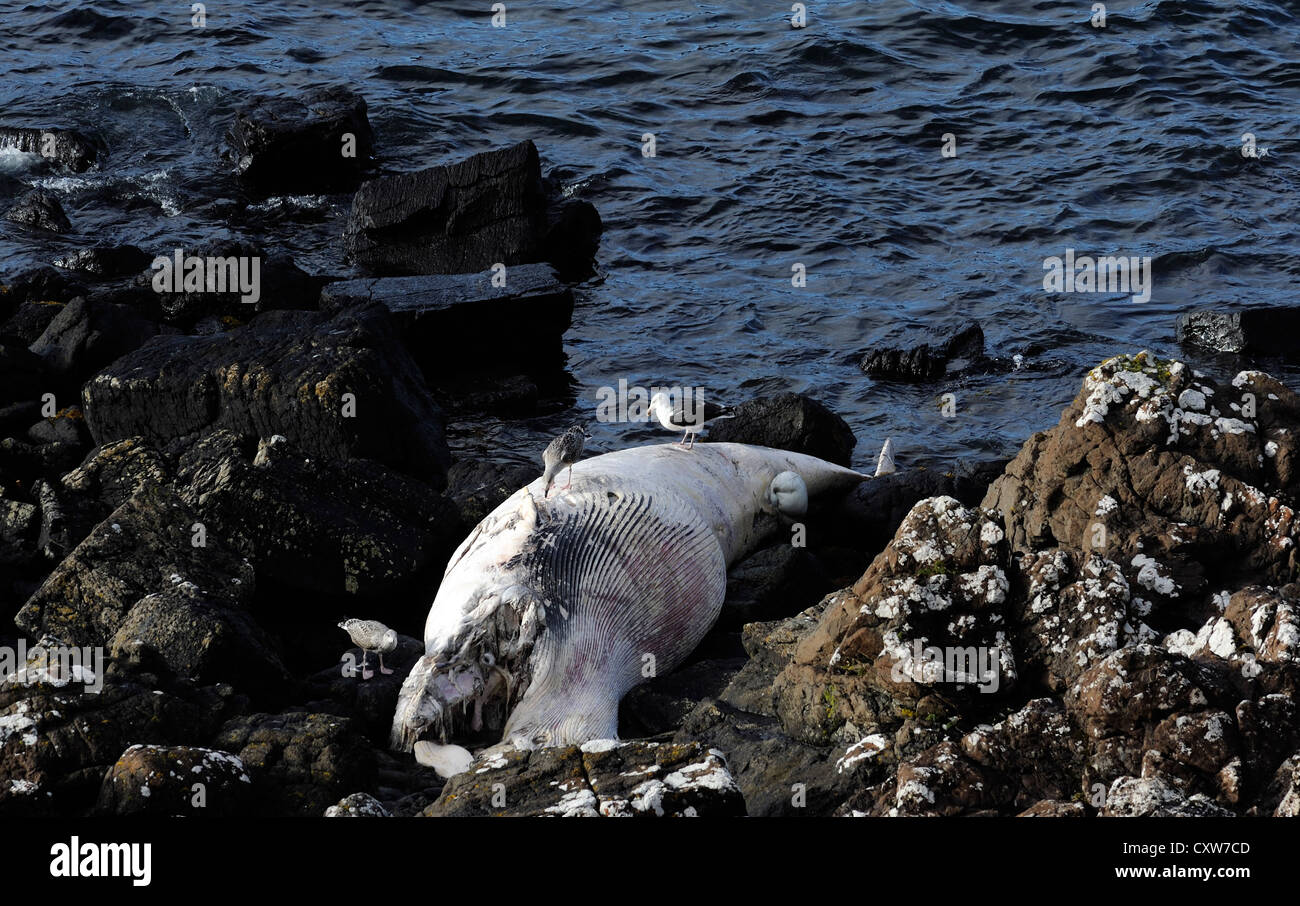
391, 442, 867, 760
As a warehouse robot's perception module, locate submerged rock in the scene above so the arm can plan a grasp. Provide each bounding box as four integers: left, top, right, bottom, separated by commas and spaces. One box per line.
0, 126, 100, 172
860, 322, 985, 382
4, 190, 71, 233
52, 245, 152, 279
226, 87, 374, 193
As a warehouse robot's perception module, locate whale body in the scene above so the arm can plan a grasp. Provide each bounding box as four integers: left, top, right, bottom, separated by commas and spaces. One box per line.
391, 442, 866, 753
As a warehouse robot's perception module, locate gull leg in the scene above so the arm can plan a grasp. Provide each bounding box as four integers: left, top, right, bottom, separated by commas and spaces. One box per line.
379, 652, 394, 675
360, 650, 374, 681
686, 432, 696, 450
563, 465, 573, 490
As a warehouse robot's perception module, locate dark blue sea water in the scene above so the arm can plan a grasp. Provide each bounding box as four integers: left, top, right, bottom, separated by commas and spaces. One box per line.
2, 0, 1298, 471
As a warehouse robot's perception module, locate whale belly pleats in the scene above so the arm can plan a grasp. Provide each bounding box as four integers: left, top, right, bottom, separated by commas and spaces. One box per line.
502, 490, 728, 747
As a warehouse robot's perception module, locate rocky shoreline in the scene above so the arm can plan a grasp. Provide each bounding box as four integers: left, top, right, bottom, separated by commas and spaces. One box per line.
3, 93, 1298, 818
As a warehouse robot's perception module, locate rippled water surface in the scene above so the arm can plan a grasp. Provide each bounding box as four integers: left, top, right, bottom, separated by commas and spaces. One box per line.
2, 0, 1298, 470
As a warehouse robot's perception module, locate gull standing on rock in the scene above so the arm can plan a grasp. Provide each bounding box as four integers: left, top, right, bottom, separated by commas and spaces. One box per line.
648, 391, 734, 449
338, 618, 398, 680
542, 424, 591, 497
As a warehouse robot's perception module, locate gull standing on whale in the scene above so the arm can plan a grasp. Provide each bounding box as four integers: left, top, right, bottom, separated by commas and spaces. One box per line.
648, 391, 734, 449
541, 424, 591, 496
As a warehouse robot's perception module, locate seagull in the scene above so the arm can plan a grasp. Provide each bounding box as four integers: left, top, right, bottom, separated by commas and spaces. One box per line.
542, 424, 591, 497
338, 618, 398, 680
648, 392, 734, 449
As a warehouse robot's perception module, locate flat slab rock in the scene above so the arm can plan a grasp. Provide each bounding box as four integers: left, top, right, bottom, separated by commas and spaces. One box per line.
424, 740, 744, 817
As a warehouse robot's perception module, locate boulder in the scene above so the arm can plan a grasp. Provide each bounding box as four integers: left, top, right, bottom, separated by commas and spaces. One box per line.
706, 392, 857, 466
29, 295, 168, 384
2, 300, 67, 343
81, 304, 450, 486
445, 459, 538, 531
226, 87, 374, 193
325, 792, 390, 817
147, 240, 322, 326
4, 190, 71, 233
95, 744, 254, 816
343, 140, 600, 278
0, 126, 100, 172
176, 430, 460, 602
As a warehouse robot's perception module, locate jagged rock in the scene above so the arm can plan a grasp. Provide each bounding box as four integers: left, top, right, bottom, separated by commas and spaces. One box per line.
52, 245, 152, 279
0, 342, 47, 407
0, 265, 87, 309
0, 126, 100, 172
1017, 800, 1087, 817
325, 792, 390, 817
212, 711, 377, 817
620, 658, 745, 738
717, 545, 832, 629
772, 496, 1016, 746
860, 322, 985, 382
983, 353, 1300, 590
176, 430, 459, 601
82, 304, 449, 486
5, 190, 71, 233
0, 438, 83, 497
0, 498, 39, 566
320, 264, 574, 376
424, 741, 743, 817
226, 87, 373, 193
343, 141, 600, 278
95, 744, 254, 816
706, 392, 856, 466
1177, 308, 1300, 358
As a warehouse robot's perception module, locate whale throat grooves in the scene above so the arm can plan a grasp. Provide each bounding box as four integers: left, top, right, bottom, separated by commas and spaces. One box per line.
503, 488, 727, 747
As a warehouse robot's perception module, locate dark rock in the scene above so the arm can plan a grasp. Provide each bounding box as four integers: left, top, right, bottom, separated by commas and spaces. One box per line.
435, 373, 540, 417
212, 711, 377, 817
30, 296, 167, 384
226, 87, 374, 193
620, 657, 745, 737
0, 438, 83, 497
26, 411, 90, 447
824, 458, 1009, 555
149, 240, 323, 326
0, 654, 241, 816
320, 264, 574, 377
5, 190, 71, 233
2, 300, 66, 344
343, 140, 600, 278
52, 245, 152, 279
425, 741, 743, 817
0, 341, 47, 406
707, 392, 856, 466
0, 498, 40, 566
542, 197, 603, 278
82, 304, 450, 486
1177, 308, 1300, 358
860, 321, 985, 382
0, 126, 101, 172
445, 459, 538, 530
176, 430, 459, 602
303, 631, 424, 744
717, 545, 832, 629
0, 265, 87, 309
95, 744, 254, 816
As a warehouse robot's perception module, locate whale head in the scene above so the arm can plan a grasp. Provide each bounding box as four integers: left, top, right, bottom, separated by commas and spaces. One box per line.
390, 495, 547, 752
